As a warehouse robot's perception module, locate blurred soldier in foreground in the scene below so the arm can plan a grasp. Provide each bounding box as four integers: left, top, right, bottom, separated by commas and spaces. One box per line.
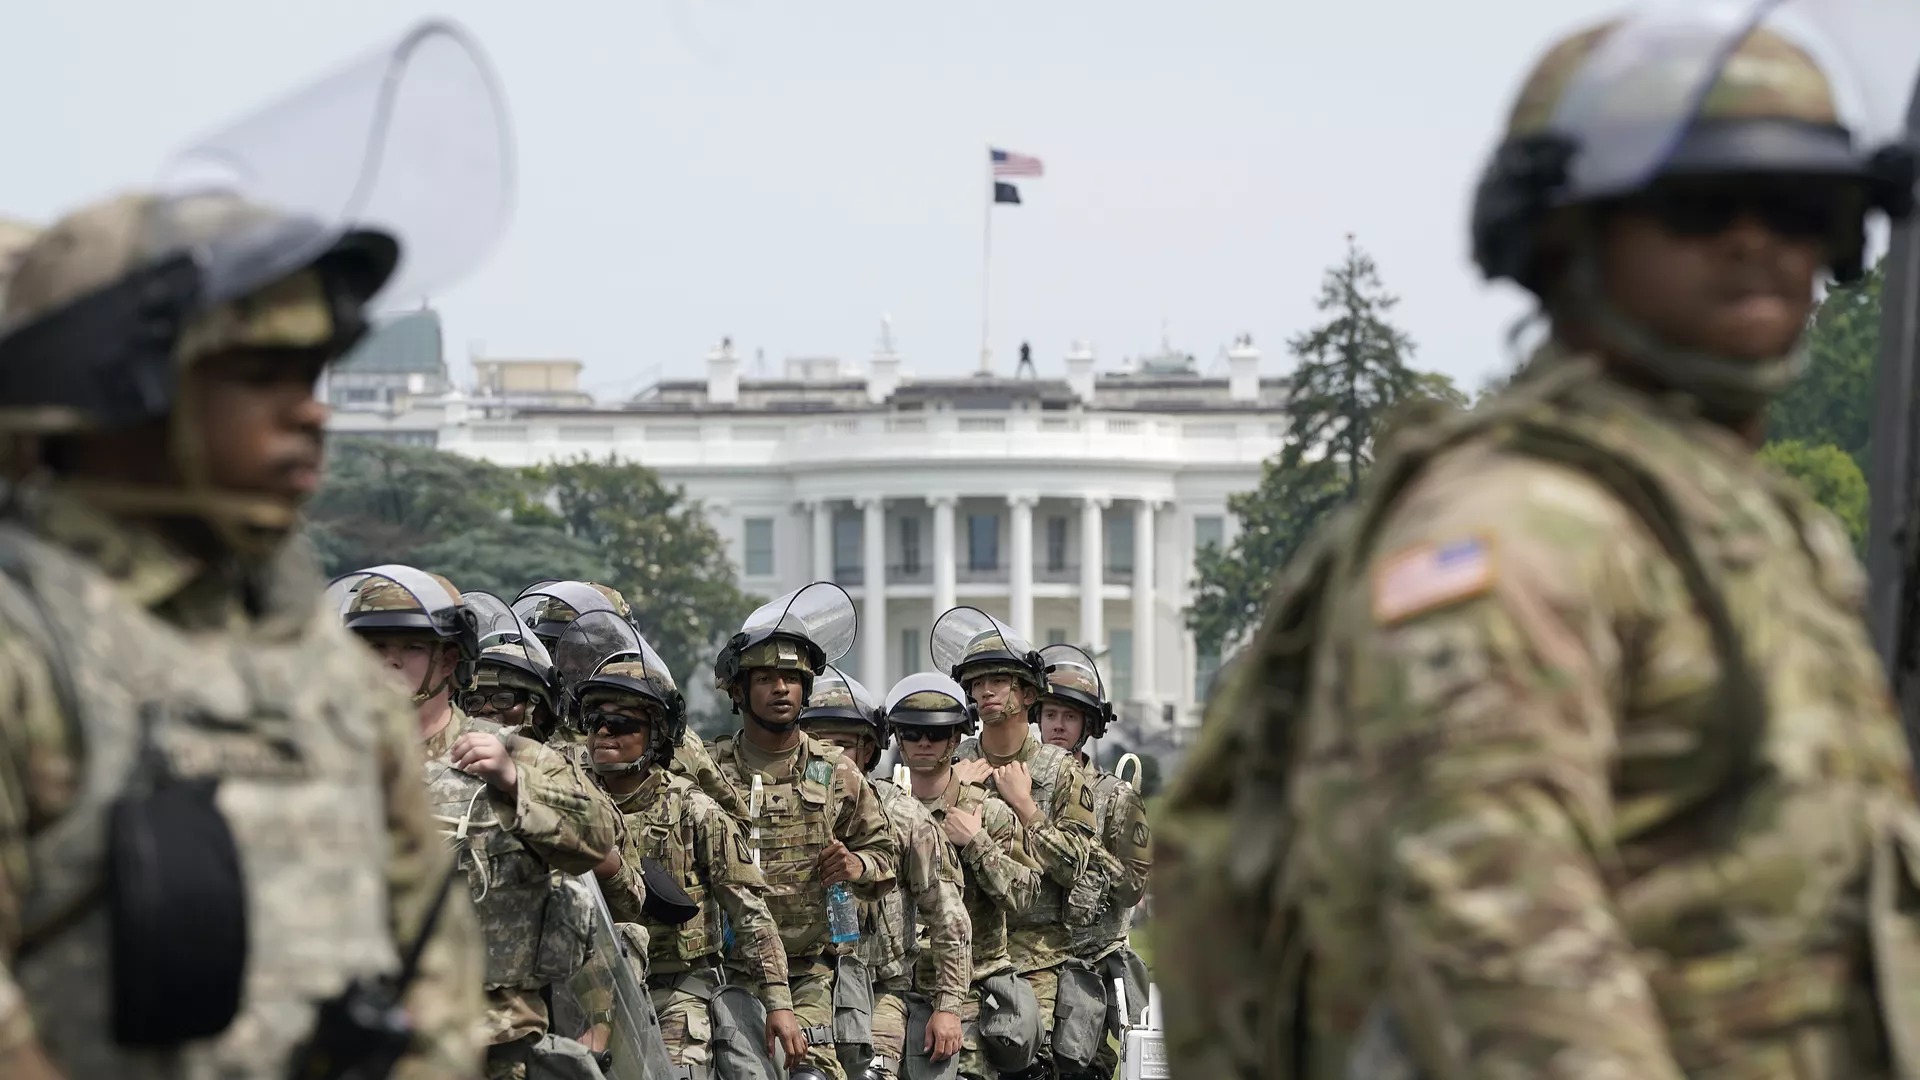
340, 567, 633, 1079
937, 609, 1115, 1080
1156, 4, 1920, 1077
709, 583, 899, 1080
886, 672, 1043, 1080
1033, 646, 1149, 1080
799, 667, 970, 1080
0, 20, 515, 1080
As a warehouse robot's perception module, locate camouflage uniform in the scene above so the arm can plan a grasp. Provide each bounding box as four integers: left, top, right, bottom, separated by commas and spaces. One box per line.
859, 777, 970, 1078
606, 766, 789, 1073
710, 731, 898, 1079
1155, 16, 1920, 1080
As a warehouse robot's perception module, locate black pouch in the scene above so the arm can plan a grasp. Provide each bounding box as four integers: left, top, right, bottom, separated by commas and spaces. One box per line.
641, 856, 701, 926
108, 773, 248, 1046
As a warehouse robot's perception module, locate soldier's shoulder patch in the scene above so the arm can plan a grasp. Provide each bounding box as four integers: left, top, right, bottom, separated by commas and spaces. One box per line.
733, 830, 754, 865
805, 758, 834, 787
1371, 535, 1495, 626
1079, 784, 1096, 812
1131, 821, 1151, 848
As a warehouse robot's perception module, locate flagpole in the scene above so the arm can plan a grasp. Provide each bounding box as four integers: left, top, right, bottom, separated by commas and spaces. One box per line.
980, 146, 993, 376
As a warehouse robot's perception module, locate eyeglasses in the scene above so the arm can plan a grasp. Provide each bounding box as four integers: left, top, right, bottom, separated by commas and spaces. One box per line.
460, 689, 528, 713
1613, 178, 1854, 242
584, 711, 653, 736
894, 726, 946, 744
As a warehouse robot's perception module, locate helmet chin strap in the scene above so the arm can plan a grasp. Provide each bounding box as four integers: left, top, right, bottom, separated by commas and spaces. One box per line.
1564, 249, 1805, 418
592, 758, 646, 775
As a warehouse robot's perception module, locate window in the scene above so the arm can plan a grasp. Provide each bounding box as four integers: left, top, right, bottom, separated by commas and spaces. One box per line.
899, 629, 923, 676
1106, 513, 1135, 574
1046, 628, 1068, 646
743, 518, 774, 577
1109, 629, 1134, 702
1194, 515, 1225, 554
899, 516, 922, 575
833, 512, 863, 580
1195, 643, 1222, 700
1045, 516, 1069, 572
968, 513, 1000, 571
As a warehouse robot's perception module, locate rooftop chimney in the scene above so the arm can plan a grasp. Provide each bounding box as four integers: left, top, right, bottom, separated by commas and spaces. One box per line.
1227, 333, 1260, 403
868, 315, 902, 404
707, 337, 740, 406
1065, 341, 1096, 404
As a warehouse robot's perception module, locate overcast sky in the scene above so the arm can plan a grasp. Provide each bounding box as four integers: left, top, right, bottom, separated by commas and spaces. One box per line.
5, 0, 1624, 397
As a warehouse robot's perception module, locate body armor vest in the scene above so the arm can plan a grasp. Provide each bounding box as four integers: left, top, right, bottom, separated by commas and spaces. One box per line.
623, 771, 727, 969
859, 779, 921, 982
1069, 769, 1135, 960
713, 732, 840, 958
423, 713, 555, 990
958, 739, 1091, 947
922, 780, 1013, 982
5, 524, 400, 1079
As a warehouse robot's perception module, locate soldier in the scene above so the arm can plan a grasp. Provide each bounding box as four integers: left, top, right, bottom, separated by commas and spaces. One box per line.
567, 617, 800, 1079
709, 582, 899, 1080
464, 590, 564, 740
1032, 646, 1149, 1080
798, 666, 969, 1080
337, 566, 637, 1079
885, 672, 1045, 1080
935, 609, 1115, 1080
1155, 6, 1920, 1078
0, 21, 510, 1079
517, 578, 737, 807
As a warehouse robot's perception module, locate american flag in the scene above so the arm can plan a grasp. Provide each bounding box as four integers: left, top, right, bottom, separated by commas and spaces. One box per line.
991, 148, 1044, 177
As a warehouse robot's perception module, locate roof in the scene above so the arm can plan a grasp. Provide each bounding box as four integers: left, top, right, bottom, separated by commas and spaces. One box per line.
335, 310, 445, 376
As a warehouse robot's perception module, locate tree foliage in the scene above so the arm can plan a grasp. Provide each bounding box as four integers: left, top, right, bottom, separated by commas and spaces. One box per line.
1758, 439, 1868, 547
305, 441, 756, 683
1770, 265, 1880, 468
1188, 235, 1460, 655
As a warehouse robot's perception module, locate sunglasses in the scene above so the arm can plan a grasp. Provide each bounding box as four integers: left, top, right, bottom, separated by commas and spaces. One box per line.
1612, 179, 1854, 242
460, 689, 529, 713
894, 726, 948, 744
584, 711, 653, 736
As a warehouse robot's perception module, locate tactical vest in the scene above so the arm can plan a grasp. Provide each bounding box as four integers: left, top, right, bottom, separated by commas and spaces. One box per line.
424, 714, 558, 990
859, 779, 920, 982
623, 771, 727, 967
713, 732, 841, 958
921, 780, 1014, 982
4, 524, 401, 1079
1067, 769, 1136, 960
1155, 358, 1920, 1080
958, 739, 1102, 948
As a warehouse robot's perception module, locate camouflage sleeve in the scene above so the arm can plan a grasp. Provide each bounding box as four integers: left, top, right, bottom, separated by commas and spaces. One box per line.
373, 692, 487, 1080
903, 811, 971, 1014
1105, 782, 1152, 909
1022, 762, 1107, 890
832, 754, 898, 895
0, 621, 76, 1063
493, 734, 620, 874
601, 815, 649, 925
699, 797, 792, 1012
1332, 453, 1684, 1077
676, 731, 749, 820
958, 793, 1042, 914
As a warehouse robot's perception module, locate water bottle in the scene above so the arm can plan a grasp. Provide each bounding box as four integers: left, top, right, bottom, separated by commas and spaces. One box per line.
827, 882, 860, 944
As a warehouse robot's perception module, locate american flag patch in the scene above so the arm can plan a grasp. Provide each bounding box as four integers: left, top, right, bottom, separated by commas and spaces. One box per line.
1371, 537, 1495, 625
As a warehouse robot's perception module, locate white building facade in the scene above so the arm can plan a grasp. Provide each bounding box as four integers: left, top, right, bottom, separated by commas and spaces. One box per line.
344, 333, 1282, 743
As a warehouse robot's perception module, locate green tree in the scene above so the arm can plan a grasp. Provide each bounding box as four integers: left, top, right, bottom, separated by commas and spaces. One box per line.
1770, 265, 1881, 467
1187, 235, 1456, 655
1758, 439, 1869, 547
304, 440, 542, 582
524, 456, 760, 682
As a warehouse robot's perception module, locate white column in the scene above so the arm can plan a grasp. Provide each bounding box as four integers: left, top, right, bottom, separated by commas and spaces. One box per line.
860, 497, 888, 688
1131, 499, 1156, 704
931, 495, 957, 617
1009, 494, 1036, 635
810, 499, 832, 581
1079, 495, 1107, 651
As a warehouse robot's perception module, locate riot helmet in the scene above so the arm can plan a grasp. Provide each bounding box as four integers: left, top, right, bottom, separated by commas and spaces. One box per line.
461, 590, 560, 725
331, 564, 479, 702
931, 606, 1044, 725
1038, 643, 1114, 751
714, 582, 856, 731
883, 672, 978, 734
513, 580, 630, 651
571, 621, 686, 774
798, 664, 887, 770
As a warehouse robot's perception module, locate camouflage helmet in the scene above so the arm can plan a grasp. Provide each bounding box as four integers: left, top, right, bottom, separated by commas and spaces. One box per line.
713, 583, 857, 718
1039, 643, 1113, 745
798, 664, 887, 745
1473, 14, 1918, 292
883, 672, 977, 735
465, 590, 559, 714
577, 648, 686, 769
515, 580, 631, 646
331, 565, 481, 692
931, 606, 1045, 693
